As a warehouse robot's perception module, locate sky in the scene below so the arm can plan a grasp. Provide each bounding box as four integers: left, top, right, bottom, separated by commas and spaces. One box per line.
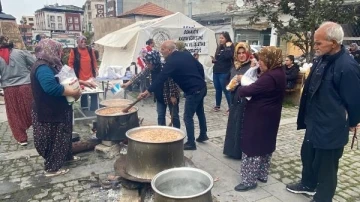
2, 0, 86, 23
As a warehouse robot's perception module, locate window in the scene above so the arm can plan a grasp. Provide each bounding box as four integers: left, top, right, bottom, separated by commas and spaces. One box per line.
58, 23, 63, 30
68, 24, 73, 30
68, 17, 73, 23
74, 17, 79, 23
74, 24, 80, 30
50, 15, 55, 22
51, 23, 55, 29
29, 23, 34, 26
29, 18, 33, 21
57, 16, 62, 22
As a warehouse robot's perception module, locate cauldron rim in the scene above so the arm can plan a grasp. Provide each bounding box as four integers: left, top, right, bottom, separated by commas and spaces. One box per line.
95, 106, 139, 117
151, 167, 214, 199
126, 126, 185, 144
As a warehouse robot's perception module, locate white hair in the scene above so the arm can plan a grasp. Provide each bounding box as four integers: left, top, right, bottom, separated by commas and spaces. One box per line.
319, 21, 344, 44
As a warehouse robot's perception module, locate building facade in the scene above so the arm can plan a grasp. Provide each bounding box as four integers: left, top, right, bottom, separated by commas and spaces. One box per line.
21, 16, 36, 29
35, 4, 83, 34
83, 0, 106, 32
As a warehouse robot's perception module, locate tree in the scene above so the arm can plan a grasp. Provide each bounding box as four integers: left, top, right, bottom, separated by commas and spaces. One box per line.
249, 0, 359, 61
83, 31, 94, 45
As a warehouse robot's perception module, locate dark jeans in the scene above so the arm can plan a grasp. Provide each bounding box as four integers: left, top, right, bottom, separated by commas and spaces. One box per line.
184, 88, 207, 144
301, 139, 344, 202
213, 73, 231, 108
80, 94, 99, 111
156, 101, 180, 129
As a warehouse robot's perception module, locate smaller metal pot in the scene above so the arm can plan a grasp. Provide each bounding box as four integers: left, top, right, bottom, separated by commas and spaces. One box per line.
151, 167, 214, 202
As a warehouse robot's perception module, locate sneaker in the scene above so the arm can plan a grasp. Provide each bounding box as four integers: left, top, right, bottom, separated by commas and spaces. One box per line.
196, 135, 209, 143
286, 182, 316, 196
18, 142, 28, 146
184, 142, 196, 150
212, 106, 220, 112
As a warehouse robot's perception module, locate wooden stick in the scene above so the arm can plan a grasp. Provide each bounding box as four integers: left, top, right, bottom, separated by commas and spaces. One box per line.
122, 98, 142, 113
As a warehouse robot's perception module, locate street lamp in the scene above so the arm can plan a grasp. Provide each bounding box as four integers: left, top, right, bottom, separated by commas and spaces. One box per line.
20, 19, 27, 45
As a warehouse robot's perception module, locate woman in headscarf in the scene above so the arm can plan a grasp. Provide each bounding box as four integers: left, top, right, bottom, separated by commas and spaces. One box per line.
349, 43, 360, 64
234, 46, 286, 191
223, 42, 252, 159
31, 39, 82, 177
0, 36, 35, 146
122, 50, 181, 128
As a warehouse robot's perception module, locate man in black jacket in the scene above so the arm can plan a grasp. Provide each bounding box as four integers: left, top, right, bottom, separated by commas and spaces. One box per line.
139, 40, 208, 150
286, 22, 360, 202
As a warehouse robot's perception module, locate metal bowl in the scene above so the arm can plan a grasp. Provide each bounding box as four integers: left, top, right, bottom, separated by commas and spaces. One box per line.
151, 167, 214, 202
125, 126, 185, 180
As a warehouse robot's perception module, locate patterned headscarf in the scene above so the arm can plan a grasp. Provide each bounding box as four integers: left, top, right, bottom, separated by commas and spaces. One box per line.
77, 35, 87, 44
258, 46, 283, 70
234, 42, 251, 69
144, 50, 162, 72
35, 39, 63, 70
0, 36, 11, 48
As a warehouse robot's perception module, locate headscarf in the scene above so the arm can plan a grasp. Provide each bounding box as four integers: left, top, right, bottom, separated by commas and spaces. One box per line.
258, 46, 283, 70
143, 50, 162, 72
233, 42, 251, 69
34, 39, 63, 70
350, 43, 359, 51
0, 36, 11, 64
176, 41, 186, 51
77, 35, 87, 45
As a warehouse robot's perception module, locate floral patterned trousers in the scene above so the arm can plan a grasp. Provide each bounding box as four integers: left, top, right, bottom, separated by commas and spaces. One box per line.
241, 153, 272, 186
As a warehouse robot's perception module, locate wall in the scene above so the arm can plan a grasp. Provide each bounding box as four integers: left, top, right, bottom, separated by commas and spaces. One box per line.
122, 0, 185, 14
43, 11, 66, 31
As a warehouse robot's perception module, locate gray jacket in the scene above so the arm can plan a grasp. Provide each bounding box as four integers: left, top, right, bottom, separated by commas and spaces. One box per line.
0, 49, 35, 88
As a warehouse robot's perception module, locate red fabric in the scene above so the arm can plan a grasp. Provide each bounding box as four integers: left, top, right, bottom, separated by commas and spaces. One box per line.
0, 48, 10, 65
146, 45, 152, 52
137, 57, 146, 70
3, 84, 33, 142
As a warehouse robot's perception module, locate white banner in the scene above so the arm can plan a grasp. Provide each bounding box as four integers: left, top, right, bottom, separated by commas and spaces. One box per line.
148, 27, 209, 55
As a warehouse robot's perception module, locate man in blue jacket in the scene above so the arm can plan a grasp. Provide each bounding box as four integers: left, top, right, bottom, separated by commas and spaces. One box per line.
286, 22, 360, 202
139, 40, 208, 150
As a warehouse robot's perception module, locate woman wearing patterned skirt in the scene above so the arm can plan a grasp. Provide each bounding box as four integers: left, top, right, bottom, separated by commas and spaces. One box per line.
31, 39, 81, 177
0, 36, 35, 146
235, 46, 286, 191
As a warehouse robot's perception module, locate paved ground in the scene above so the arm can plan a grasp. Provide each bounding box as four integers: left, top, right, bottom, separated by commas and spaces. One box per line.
0, 91, 359, 201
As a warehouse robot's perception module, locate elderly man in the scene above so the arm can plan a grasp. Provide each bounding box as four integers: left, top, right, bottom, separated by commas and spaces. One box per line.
139, 40, 208, 150
286, 22, 360, 202
68, 36, 98, 111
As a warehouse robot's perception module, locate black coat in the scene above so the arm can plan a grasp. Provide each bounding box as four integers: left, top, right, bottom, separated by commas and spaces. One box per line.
283, 64, 300, 89
297, 47, 360, 149
213, 45, 234, 74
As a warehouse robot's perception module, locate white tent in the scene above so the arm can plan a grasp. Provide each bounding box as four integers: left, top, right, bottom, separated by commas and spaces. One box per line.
95, 12, 217, 81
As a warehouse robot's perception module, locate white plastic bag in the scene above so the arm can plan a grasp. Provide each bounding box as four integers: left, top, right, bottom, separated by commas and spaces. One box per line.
55, 65, 80, 105
241, 66, 259, 100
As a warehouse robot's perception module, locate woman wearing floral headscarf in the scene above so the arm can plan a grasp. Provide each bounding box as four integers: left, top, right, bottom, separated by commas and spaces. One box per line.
122, 50, 181, 128
223, 42, 252, 159
234, 46, 286, 191
0, 36, 35, 146
31, 39, 82, 177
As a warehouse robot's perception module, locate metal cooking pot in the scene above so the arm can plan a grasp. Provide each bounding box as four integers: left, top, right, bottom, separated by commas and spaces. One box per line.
151, 167, 214, 202
95, 106, 139, 141
99, 99, 132, 108
126, 126, 185, 180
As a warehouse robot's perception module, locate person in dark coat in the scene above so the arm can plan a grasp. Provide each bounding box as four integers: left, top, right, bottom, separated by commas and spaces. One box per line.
283, 55, 300, 89
223, 42, 252, 159
234, 46, 286, 192
349, 43, 360, 64
286, 22, 360, 202
211, 32, 234, 113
